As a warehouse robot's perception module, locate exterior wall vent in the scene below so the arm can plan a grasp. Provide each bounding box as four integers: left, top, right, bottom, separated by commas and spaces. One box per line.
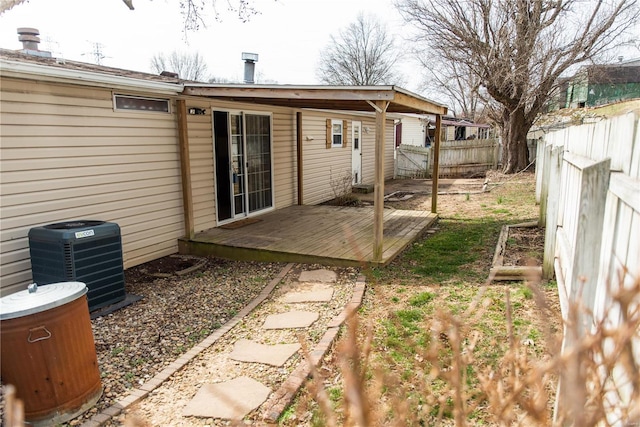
28, 220, 126, 312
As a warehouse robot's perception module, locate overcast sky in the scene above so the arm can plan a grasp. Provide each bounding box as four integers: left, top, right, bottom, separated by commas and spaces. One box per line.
0, 0, 423, 89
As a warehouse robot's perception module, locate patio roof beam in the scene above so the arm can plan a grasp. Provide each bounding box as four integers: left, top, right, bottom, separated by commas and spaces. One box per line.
181, 85, 447, 116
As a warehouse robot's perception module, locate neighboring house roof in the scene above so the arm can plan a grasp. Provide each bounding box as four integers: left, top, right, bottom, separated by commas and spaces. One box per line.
441, 117, 490, 128
395, 112, 490, 128
573, 58, 640, 84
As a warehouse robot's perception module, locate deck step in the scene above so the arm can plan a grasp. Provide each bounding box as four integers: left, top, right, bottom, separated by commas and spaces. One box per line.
352, 184, 374, 193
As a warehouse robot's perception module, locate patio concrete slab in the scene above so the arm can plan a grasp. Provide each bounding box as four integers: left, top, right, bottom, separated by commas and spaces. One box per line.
229, 339, 301, 366
182, 376, 270, 420
298, 269, 337, 283
282, 282, 334, 303
263, 310, 319, 329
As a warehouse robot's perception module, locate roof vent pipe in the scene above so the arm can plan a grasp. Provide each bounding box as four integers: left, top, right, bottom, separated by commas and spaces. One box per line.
242, 52, 258, 84
17, 27, 51, 57
18, 27, 40, 50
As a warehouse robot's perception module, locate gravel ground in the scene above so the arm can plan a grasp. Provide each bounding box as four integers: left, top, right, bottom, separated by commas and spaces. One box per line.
122, 263, 358, 426
66, 256, 288, 425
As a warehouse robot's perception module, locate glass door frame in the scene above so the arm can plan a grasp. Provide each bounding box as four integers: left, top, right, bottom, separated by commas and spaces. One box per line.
212, 109, 275, 225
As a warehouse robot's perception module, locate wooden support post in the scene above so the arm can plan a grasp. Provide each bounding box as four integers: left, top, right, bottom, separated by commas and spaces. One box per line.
177, 99, 195, 239
373, 100, 388, 262
431, 114, 442, 214
296, 111, 304, 205
542, 145, 563, 279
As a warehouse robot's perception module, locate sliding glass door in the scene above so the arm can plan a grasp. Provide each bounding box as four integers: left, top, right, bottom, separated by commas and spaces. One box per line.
213, 111, 273, 223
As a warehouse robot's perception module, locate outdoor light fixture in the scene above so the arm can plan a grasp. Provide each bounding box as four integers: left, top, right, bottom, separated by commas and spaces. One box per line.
188, 107, 206, 115
305, 136, 315, 141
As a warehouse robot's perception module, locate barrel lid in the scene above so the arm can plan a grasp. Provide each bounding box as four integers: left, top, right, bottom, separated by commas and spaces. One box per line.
0, 282, 87, 320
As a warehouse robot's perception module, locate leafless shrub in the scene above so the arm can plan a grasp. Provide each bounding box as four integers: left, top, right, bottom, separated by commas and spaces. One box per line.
329, 169, 361, 207
307, 268, 640, 426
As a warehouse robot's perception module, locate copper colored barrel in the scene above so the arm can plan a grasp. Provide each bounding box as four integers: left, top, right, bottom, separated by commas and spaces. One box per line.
1, 282, 102, 426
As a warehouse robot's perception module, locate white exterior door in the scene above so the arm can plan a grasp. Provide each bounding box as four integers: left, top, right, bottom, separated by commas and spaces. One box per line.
351, 121, 362, 184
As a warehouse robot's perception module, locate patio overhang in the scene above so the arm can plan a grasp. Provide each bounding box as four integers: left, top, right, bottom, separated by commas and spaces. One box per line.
180, 84, 448, 263
181, 84, 447, 116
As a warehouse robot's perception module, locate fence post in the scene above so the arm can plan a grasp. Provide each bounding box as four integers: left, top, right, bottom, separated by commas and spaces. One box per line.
535, 137, 547, 203
542, 145, 564, 279
568, 156, 611, 329
539, 144, 553, 227
554, 156, 610, 421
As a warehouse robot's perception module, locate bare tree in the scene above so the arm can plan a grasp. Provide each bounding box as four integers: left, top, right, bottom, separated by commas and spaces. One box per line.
396, 0, 639, 173
150, 51, 210, 81
1, 0, 264, 30
420, 57, 484, 121
316, 13, 404, 86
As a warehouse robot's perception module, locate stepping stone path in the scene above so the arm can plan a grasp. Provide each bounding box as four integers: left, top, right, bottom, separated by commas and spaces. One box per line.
182, 376, 270, 419
182, 268, 336, 421
281, 282, 334, 303
263, 310, 319, 329
229, 339, 301, 366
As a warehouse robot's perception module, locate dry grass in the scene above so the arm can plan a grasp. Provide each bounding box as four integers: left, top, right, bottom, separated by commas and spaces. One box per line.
291, 269, 639, 427
283, 173, 639, 426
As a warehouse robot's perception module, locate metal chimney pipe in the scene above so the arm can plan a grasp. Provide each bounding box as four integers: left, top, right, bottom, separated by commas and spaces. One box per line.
241, 52, 259, 84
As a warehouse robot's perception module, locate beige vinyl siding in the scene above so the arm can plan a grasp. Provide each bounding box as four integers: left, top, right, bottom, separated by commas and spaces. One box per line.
184, 100, 216, 233
0, 77, 183, 296
360, 118, 395, 185
400, 116, 426, 147
302, 111, 395, 205
184, 98, 296, 231
302, 111, 351, 205
272, 110, 297, 209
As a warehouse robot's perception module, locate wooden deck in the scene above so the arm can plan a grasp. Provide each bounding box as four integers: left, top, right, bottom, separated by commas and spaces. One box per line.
178, 205, 437, 267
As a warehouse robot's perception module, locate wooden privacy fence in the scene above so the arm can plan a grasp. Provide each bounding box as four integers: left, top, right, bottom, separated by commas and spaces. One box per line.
395, 138, 501, 178
536, 110, 639, 421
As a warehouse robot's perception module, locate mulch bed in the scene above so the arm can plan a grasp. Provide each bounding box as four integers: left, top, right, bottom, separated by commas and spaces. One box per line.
503, 225, 545, 266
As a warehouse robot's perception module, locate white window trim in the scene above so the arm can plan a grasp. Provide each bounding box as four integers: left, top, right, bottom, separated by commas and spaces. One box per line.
331, 119, 343, 147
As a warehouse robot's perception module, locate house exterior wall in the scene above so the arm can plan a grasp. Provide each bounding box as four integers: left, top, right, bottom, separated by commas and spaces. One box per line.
301, 110, 395, 205
0, 76, 184, 296
1, 68, 404, 296
399, 116, 426, 147
183, 98, 297, 233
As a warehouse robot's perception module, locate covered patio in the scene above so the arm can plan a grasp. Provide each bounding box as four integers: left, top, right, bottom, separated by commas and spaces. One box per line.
177, 85, 447, 266
179, 205, 437, 267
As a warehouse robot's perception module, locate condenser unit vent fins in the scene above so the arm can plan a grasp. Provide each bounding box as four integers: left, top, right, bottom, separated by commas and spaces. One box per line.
28, 220, 126, 312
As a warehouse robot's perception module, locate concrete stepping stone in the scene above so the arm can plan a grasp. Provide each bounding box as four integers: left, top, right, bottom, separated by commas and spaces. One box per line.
298, 269, 337, 283
263, 310, 319, 329
229, 339, 301, 366
282, 282, 334, 303
182, 376, 270, 420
